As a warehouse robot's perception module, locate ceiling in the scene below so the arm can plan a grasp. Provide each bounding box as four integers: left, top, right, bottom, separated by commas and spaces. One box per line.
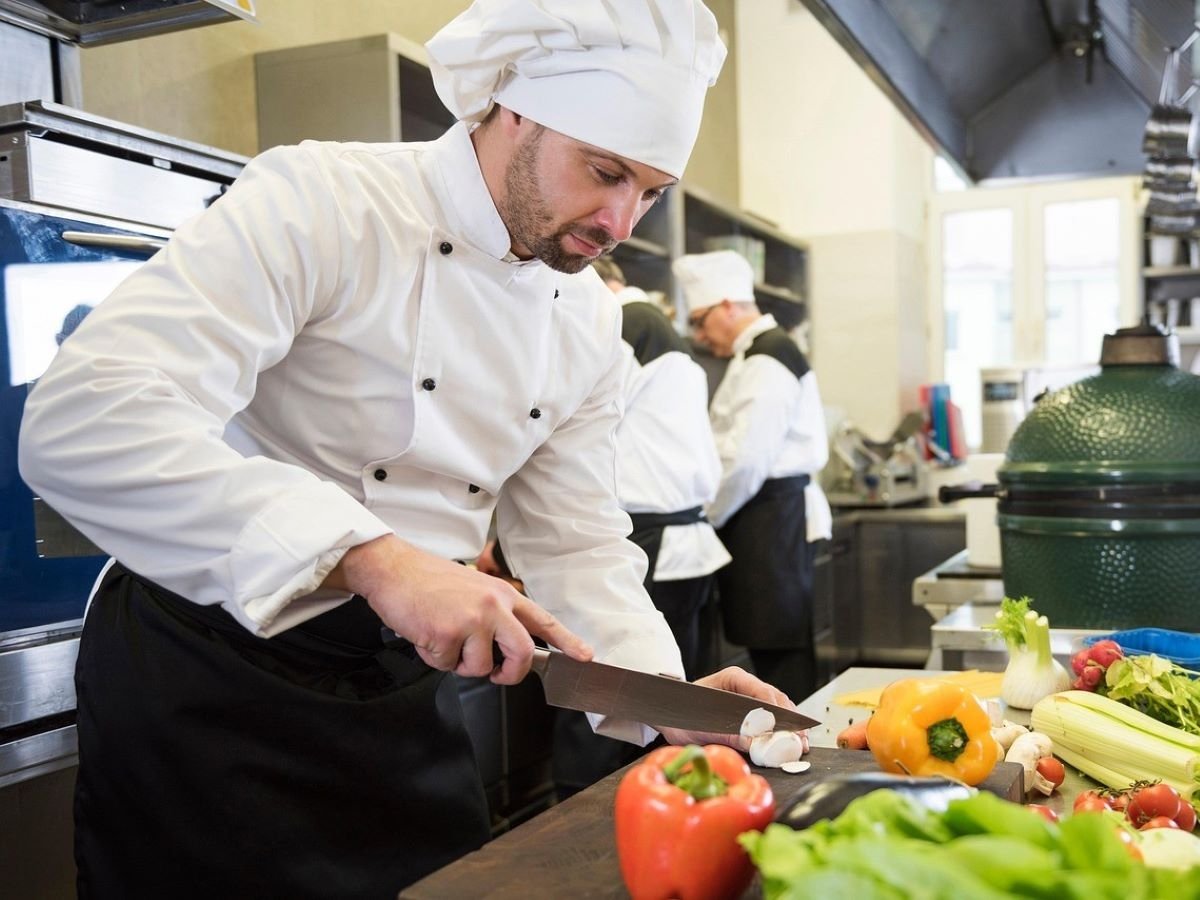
798, 0, 1199, 182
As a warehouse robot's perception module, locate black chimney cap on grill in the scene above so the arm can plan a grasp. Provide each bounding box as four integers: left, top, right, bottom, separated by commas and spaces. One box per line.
1099, 320, 1180, 367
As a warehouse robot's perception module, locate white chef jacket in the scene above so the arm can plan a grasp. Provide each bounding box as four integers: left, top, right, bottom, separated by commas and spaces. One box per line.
614, 316, 730, 581
707, 314, 833, 539
18, 122, 683, 742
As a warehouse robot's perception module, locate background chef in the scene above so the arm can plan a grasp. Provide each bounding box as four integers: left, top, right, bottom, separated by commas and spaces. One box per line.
552, 256, 733, 798
675, 249, 834, 702
18, 1, 799, 896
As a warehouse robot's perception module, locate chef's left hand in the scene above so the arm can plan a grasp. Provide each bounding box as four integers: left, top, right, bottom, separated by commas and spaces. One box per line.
657, 666, 810, 753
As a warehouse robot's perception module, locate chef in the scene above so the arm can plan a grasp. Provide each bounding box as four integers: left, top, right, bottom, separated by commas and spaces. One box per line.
17, 2, 798, 896
551, 257, 732, 797
674, 249, 833, 702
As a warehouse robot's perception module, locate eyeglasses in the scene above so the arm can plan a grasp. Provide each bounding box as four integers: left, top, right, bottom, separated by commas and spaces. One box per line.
688, 306, 716, 332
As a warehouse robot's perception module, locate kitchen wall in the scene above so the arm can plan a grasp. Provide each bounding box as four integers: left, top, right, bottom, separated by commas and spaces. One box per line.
73, 0, 741, 208
735, 0, 934, 439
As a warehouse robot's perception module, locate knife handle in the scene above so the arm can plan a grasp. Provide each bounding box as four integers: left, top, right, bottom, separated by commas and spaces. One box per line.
490, 644, 551, 679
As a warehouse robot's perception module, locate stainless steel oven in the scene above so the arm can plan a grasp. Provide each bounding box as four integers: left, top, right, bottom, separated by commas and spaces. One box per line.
0, 101, 244, 789
0, 198, 169, 785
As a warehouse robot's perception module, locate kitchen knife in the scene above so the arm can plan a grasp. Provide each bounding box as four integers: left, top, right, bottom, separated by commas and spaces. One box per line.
529, 647, 821, 734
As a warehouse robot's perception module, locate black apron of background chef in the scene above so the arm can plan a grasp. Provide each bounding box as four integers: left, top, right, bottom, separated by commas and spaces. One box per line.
73, 562, 490, 900
716, 474, 812, 649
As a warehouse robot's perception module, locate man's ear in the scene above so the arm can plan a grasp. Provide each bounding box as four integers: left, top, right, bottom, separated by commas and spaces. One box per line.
495, 105, 525, 136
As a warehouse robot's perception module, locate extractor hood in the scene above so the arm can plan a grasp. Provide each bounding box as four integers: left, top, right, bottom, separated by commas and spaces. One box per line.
0, 0, 244, 46
798, 0, 1199, 183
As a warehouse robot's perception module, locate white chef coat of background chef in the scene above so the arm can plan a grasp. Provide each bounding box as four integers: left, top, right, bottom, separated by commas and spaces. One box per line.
706, 313, 833, 540
613, 287, 730, 581
18, 122, 686, 742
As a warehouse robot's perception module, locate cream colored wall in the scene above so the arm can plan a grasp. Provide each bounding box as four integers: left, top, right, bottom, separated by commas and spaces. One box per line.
78, 2, 468, 157
75, 0, 741, 204
735, 0, 934, 438
687, 0, 740, 207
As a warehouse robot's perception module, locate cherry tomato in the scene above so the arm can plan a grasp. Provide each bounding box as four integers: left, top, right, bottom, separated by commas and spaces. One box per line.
1074, 790, 1113, 813
1174, 801, 1196, 832
1140, 816, 1181, 831
1036, 757, 1065, 791
1028, 805, 1059, 823
1107, 790, 1130, 813
1127, 783, 1183, 828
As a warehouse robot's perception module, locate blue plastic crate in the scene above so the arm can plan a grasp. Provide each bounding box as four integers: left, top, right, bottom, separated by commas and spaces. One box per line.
1084, 628, 1200, 670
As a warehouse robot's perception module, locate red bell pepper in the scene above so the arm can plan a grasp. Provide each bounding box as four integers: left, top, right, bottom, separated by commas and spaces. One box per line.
614, 744, 775, 900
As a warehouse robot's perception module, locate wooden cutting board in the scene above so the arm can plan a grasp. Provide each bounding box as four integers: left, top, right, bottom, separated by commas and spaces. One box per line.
399, 748, 1023, 900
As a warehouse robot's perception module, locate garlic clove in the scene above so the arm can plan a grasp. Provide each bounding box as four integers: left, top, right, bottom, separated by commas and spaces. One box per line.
740, 707, 776, 739
749, 731, 805, 768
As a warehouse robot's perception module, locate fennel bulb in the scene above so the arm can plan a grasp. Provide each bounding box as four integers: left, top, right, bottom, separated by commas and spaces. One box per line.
988, 598, 1071, 710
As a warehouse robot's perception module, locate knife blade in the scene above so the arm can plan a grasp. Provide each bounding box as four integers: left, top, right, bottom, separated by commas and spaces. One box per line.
528, 648, 821, 734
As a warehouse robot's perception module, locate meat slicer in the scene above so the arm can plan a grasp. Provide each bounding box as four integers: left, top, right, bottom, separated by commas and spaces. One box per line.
822, 412, 930, 507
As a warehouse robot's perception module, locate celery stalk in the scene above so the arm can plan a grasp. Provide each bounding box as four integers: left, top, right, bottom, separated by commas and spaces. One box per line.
1031, 692, 1200, 800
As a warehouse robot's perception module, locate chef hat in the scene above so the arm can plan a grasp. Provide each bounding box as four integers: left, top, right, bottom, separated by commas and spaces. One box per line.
425, 0, 726, 179
672, 250, 755, 313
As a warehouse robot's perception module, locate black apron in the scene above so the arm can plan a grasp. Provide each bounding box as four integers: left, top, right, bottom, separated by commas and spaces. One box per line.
626, 505, 705, 592
74, 563, 489, 900
716, 474, 812, 649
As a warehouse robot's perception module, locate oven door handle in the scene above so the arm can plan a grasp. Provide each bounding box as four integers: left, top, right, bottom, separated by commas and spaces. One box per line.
61, 231, 167, 256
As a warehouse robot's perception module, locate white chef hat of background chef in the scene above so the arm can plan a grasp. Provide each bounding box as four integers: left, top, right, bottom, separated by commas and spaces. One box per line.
425, 0, 727, 179
672, 250, 755, 314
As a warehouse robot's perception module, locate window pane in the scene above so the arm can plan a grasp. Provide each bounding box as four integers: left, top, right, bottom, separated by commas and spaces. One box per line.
942, 208, 1014, 450
1043, 198, 1120, 366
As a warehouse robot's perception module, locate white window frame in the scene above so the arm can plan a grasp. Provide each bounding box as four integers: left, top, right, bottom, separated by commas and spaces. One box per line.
925, 176, 1142, 382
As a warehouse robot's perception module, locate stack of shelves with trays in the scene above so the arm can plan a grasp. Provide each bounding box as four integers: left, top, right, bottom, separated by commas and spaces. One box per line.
1142, 221, 1200, 371
610, 189, 673, 301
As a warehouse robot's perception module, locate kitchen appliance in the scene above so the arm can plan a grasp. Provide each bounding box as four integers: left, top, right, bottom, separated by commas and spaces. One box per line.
997, 322, 1200, 631
823, 413, 929, 508
938, 453, 1004, 569
529, 648, 819, 733
0, 102, 244, 790
980, 363, 1100, 453
0, 0, 247, 45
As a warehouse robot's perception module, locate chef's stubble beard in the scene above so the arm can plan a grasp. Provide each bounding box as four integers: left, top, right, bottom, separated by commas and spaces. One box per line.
501, 127, 616, 274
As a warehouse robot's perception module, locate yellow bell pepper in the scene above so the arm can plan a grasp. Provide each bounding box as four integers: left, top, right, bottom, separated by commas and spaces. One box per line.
866, 678, 1000, 786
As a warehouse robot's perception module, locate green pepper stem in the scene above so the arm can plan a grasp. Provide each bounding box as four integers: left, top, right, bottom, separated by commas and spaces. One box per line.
926, 717, 970, 763
662, 745, 729, 800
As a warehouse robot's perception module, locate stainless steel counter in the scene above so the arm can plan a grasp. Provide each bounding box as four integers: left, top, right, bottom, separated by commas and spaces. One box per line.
930, 603, 1108, 672
833, 505, 966, 526
826, 505, 968, 668
912, 548, 1003, 620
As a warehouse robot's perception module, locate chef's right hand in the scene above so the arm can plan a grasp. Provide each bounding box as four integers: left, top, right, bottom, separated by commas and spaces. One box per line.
325, 534, 593, 684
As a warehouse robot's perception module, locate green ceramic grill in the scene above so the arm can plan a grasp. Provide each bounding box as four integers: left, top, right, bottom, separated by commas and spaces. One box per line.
997, 322, 1200, 630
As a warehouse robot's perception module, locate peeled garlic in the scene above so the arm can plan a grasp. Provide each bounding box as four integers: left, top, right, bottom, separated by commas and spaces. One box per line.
740, 707, 776, 738
749, 731, 805, 768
